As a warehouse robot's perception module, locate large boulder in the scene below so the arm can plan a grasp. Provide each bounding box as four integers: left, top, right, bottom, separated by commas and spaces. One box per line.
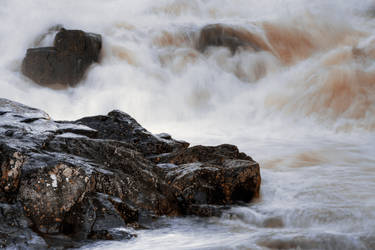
21, 28, 102, 87
0, 98, 261, 248
197, 24, 267, 54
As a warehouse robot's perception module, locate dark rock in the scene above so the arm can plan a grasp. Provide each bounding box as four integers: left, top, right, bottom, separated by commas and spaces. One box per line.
59, 193, 137, 244
197, 24, 265, 54
54, 28, 101, 61
19, 162, 92, 234
88, 229, 135, 241
75, 110, 189, 157
22, 28, 102, 87
187, 204, 230, 217
0, 98, 261, 248
0, 145, 26, 203
158, 144, 255, 164
155, 145, 261, 215
43, 136, 180, 217
0, 202, 47, 249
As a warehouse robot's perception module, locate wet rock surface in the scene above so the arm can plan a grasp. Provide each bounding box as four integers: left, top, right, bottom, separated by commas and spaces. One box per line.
154, 144, 261, 216
0, 98, 261, 248
21, 28, 102, 87
0, 202, 47, 249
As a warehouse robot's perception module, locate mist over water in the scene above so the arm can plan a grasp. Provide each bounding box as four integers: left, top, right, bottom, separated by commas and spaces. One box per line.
1, 0, 375, 249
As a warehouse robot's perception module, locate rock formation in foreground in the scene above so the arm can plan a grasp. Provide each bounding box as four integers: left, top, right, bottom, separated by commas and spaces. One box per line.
21, 28, 102, 88
0, 98, 260, 248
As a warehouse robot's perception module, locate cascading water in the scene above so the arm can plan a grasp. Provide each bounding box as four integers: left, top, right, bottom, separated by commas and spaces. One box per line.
1, 0, 375, 249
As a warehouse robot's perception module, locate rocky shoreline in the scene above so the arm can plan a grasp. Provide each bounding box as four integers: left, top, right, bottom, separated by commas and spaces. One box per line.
0, 98, 260, 248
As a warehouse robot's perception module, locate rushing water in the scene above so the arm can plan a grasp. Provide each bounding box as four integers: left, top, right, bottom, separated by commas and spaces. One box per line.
1, 0, 375, 249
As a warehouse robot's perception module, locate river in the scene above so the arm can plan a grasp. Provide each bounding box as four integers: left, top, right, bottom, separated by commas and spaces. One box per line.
1, 0, 375, 249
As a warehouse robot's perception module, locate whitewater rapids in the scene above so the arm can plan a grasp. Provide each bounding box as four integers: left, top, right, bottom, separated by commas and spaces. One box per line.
1, 0, 375, 249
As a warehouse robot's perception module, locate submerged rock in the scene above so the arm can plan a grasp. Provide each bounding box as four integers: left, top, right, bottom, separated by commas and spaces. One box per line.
0, 98, 261, 248
197, 24, 265, 54
21, 28, 102, 87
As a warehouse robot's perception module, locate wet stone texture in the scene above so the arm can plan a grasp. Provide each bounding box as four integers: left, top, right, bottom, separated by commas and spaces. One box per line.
0, 98, 261, 248
154, 145, 261, 216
